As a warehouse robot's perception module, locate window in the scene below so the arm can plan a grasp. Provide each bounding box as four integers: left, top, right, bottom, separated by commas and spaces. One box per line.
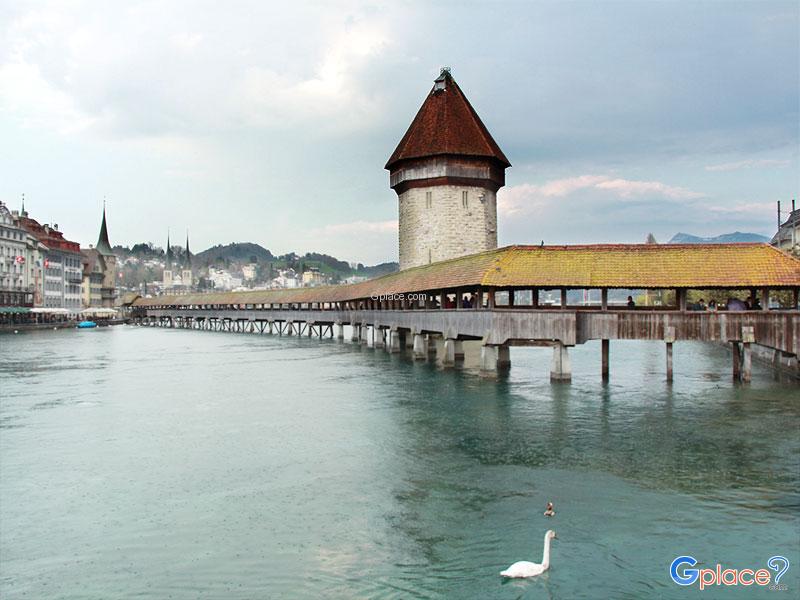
425, 191, 432, 209
462, 190, 468, 208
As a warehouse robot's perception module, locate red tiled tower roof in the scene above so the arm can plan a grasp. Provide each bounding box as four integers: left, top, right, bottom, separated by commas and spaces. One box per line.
385, 68, 511, 170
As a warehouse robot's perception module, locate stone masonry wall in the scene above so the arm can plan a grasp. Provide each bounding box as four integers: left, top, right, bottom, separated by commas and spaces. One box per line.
398, 184, 497, 270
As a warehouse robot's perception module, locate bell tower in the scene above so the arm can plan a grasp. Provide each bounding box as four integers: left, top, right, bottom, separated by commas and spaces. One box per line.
163, 231, 174, 289
386, 68, 510, 270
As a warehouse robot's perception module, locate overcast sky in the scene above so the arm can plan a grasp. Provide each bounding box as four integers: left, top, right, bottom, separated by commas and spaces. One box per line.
1, 1, 797, 264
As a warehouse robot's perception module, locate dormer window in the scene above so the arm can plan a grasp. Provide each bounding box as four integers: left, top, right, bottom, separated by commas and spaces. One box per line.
433, 67, 450, 93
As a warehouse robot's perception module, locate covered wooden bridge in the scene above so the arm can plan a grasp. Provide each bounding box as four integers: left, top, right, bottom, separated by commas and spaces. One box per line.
132, 243, 800, 382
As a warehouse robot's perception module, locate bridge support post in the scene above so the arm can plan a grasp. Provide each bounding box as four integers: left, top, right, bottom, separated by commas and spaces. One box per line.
374, 327, 385, 349
360, 325, 369, 345
412, 334, 426, 360
741, 326, 754, 383
388, 330, 401, 353
742, 343, 752, 383
550, 342, 572, 382
480, 345, 497, 371
481, 344, 510, 372
601, 339, 610, 381
498, 345, 510, 368
351, 324, 360, 342
336, 323, 344, 340
666, 342, 673, 382
453, 339, 464, 360
732, 342, 741, 381
665, 326, 675, 383
427, 335, 438, 358
443, 338, 456, 367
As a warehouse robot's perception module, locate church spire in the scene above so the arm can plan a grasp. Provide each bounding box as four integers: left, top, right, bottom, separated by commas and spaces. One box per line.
184, 230, 191, 268
166, 230, 173, 268
96, 199, 114, 256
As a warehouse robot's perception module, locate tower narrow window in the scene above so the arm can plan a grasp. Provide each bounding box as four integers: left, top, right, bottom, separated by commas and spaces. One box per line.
462, 191, 468, 208
426, 191, 432, 208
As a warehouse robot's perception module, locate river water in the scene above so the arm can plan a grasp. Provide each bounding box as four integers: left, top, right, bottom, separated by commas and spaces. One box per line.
1, 325, 798, 599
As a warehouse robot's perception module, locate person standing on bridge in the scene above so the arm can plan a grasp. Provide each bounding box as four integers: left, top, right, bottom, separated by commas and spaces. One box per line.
627, 296, 635, 308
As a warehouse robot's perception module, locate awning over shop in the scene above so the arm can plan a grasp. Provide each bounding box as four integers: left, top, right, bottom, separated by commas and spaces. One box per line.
80, 308, 118, 315
0, 306, 31, 314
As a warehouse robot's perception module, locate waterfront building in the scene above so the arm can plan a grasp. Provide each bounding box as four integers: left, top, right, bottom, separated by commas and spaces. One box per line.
772, 204, 799, 256
386, 68, 511, 270
0, 200, 45, 307
17, 206, 82, 312
80, 251, 103, 307
80, 206, 118, 308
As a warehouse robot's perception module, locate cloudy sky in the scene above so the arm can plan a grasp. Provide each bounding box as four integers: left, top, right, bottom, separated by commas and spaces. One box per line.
1, 1, 797, 264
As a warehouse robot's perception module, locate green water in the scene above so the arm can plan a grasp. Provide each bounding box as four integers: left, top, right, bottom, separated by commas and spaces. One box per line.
1, 326, 798, 598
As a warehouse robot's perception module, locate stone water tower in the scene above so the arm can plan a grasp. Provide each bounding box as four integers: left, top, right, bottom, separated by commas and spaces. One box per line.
386, 68, 511, 270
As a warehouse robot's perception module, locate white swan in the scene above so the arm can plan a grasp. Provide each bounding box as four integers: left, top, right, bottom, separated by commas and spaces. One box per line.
500, 530, 557, 578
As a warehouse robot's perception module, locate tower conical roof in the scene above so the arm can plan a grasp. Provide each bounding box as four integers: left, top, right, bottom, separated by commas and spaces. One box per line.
185, 232, 191, 268
96, 206, 114, 256
385, 68, 510, 170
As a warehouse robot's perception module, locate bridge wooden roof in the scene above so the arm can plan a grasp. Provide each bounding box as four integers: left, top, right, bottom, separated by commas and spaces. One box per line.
134, 244, 800, 308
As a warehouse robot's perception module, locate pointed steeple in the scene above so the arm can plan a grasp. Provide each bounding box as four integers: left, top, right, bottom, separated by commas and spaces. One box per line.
21, 193, 27, 217
96, 199, 114, 256
166, 230, 173, 268
184, 230, 191, 269
385, 67, 510, 170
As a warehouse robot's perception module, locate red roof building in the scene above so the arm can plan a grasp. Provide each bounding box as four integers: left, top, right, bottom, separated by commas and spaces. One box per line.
18, 216, 81, 254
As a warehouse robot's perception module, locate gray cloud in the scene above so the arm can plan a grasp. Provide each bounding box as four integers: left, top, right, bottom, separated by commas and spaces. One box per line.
0, 1, 797, 262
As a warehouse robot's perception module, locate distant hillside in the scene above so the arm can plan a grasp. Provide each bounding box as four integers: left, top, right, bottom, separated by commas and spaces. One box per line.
195, 242, 275, 265
669, 232, 770, 244
358, 262, 399, 278
193, 243, 398, 278
114, 241, 399, 286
